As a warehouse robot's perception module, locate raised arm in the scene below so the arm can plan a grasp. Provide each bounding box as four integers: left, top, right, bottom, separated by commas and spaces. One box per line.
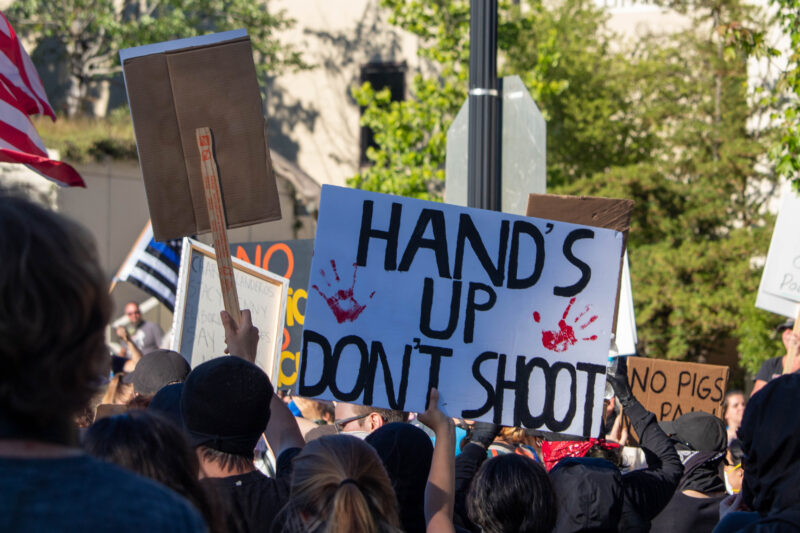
418, 388, 456, 533
222, 309, 305, 459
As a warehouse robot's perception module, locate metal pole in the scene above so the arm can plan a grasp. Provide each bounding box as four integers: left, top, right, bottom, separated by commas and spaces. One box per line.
467, 0, 501, 211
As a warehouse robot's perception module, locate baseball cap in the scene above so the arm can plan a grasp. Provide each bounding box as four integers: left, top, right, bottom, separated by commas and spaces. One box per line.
776, 318, 795, 333
180, 356, 273, 456
123, 349, 190, 396
659, 411, 727, 452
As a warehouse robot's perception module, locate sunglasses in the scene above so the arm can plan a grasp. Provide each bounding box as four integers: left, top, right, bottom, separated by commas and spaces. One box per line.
334, 413, 370, 433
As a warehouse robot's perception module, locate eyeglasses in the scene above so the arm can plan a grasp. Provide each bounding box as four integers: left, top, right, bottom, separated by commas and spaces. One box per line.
334, 413, 369, 433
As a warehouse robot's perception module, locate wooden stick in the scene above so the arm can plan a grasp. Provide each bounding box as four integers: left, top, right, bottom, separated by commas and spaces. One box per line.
196, 127, 241, 325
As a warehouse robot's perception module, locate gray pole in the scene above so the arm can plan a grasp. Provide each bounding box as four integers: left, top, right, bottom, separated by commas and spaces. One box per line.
467, 0, 500, 211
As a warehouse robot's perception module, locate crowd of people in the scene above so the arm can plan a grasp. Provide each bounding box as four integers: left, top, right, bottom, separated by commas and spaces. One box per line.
2, 188, 799, 533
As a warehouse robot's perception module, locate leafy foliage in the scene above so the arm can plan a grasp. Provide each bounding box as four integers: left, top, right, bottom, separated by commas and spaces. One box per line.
8, 0, 307, 115
351, 0, 783, 371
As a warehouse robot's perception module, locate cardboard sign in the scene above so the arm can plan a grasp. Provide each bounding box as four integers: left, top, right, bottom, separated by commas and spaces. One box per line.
232, 239, 314, 389
627, 357, 729, 421
171, 238, 289, 379
756, 184, 800, 319
120, 31, 281, 241
299, 186, 624, 437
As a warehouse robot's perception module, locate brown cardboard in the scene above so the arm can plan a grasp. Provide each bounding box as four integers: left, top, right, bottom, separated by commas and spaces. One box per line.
626, 357, 729, 421
123, 37, 281, 241
526, 194, 634, 331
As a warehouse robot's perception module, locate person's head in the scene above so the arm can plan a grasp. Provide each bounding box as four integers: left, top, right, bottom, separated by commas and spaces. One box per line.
0, 191, 110, 443
467, 453, 556, 533
738, 374, 800, 515
287, 434, 402, 533
333, 402, 407, 436
147, 382, 184, 428
181, 356, 273, 475
366, 423, 433, 533
722, 390, 746, 428
778, 319, 797, 353
724, 439, 745, 494
660, 411, 727, 453
84, 410, 222, 532
549, 457, 622, 533
124, 350, 191, 399
125, 302, 143, 327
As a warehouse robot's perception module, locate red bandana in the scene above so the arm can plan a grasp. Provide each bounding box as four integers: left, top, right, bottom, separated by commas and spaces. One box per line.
541, 438, 620, 471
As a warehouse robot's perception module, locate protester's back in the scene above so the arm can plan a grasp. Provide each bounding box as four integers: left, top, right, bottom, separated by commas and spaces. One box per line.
0, 191, 206, 532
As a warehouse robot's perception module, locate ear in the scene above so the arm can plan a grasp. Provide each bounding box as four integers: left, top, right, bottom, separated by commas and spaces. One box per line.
366, 412, 385, 431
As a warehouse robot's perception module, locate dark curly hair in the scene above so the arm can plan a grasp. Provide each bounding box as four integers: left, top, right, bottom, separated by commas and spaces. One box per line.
0, 190, 110, 442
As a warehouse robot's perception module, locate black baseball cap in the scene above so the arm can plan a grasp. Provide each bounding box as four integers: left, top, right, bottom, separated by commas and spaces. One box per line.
777, 319, 795, 333
123, 349, 191, 396
659, 411, 727, 452
180, 356, 273, 456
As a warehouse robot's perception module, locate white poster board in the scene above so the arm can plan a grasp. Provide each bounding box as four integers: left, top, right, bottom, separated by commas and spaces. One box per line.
172, 238, 289, 379
756, 185, 800, 319
299, 186, 624, 437
613, 253, 638, 357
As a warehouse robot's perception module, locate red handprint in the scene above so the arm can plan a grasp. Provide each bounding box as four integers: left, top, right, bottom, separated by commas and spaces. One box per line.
312, 260, 375, 323
532, 297, 598, 352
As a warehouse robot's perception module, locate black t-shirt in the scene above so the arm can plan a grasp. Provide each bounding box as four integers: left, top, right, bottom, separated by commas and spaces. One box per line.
650, 491, 726, 533
755, 356, 783, 383
201, 448, 297, 533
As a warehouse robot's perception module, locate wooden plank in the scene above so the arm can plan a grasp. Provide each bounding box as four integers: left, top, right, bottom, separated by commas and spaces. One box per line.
196, 127, 241, 325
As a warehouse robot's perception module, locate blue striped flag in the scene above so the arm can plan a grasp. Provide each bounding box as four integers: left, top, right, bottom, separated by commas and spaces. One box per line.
113, 221, 182, 311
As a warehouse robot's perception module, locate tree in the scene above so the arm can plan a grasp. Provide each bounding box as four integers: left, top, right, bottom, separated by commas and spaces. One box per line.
770, 0, 800, 190
352, 0, 781, 372
8, 0, 307, 116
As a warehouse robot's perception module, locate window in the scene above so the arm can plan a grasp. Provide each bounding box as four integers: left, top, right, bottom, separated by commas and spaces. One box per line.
359, 62, 407, 165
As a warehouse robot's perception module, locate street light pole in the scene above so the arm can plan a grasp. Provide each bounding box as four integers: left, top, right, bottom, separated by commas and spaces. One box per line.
467, 0, 501, 211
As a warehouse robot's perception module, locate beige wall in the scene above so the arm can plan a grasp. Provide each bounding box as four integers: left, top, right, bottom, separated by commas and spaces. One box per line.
267, 0, 424, 187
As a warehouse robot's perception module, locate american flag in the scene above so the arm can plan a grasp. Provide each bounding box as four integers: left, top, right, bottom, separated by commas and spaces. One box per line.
113, 222, 183, 311
0, 12, 84, 187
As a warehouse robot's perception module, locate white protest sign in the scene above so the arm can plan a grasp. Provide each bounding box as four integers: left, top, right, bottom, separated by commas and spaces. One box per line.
614, 253, 638, 357
299, 186, 624, 437
756, 185, 800, 318
172, 238, 289, 379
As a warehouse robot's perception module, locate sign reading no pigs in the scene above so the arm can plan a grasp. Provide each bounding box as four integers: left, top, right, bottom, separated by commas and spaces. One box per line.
299, 186, 624, 437
626, 357, 729, 422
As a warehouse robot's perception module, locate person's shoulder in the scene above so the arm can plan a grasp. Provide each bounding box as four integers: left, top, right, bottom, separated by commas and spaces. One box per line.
69, 456, 206, 530
0, 455, 206, 532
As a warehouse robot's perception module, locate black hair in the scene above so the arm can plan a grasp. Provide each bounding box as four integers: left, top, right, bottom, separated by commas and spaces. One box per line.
198, 445, 256, 472
466, 454, 556, 533
84, 410, 223, 533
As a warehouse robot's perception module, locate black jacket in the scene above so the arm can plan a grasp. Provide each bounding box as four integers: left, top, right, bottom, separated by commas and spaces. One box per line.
619, 399, 685, 531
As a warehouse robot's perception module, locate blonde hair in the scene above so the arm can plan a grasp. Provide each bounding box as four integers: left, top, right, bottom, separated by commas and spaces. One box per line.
287, 435, 403, 533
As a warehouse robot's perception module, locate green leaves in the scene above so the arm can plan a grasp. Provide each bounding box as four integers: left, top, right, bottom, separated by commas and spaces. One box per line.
353, 0, 782, 380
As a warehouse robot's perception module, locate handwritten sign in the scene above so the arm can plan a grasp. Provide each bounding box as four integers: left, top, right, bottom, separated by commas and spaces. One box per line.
299, 186, 624, 437
627, 357, 729, 421
757, 184, 800, 319
232, 239, 314, 389
172, 238, 289, 379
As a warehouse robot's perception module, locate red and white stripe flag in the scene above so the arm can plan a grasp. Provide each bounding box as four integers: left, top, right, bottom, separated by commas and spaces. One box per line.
0, 12, 85, 187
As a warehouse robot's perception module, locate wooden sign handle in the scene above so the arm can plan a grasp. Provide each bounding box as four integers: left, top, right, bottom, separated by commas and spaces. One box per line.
196, 127, 241, 326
